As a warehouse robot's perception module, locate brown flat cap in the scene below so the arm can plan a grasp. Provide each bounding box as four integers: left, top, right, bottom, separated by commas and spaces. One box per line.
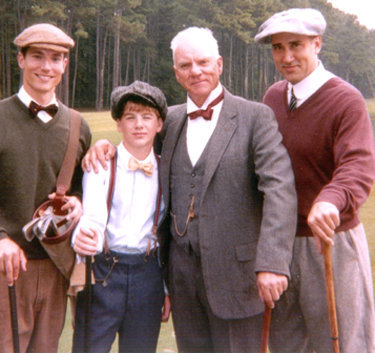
14, 23, 75, 53
111, 81, 168, 121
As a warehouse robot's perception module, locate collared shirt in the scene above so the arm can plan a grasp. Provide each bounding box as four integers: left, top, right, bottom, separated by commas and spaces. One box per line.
186, 83, 224, 166
73, 143, 164, 254
17, 86, 58, 123
288, 61, 336, 108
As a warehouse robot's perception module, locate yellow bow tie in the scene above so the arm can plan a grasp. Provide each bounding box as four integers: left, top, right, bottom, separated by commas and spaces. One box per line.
128, 157, 154, 177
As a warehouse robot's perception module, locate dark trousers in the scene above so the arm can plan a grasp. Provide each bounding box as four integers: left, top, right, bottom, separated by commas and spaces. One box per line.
72, 250, 164, 353
168, 241, 263, 353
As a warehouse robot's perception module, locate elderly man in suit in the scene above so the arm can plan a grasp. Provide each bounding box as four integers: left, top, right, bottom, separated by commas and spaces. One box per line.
83, 27, 297, 353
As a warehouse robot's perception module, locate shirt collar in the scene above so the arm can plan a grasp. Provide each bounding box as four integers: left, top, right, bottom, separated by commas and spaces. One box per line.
288, 61, 336, 100
17, 86, 58, 108
187, 83, 223, 114
118, 142, 156, 165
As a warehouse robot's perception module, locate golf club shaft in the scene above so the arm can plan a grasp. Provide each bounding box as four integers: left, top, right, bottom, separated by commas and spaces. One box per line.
8, 283, 20, 353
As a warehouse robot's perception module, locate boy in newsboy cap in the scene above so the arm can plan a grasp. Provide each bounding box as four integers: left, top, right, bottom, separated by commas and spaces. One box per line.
255, 8, 375, 353
71, 81, 171, 353
0, 23, 91, 353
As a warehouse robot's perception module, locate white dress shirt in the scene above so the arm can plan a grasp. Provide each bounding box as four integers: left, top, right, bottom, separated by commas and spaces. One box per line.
73, 143, 164, 254
186, 83, 224, 166
18, 86, 58, 123
288, 61, 336, 108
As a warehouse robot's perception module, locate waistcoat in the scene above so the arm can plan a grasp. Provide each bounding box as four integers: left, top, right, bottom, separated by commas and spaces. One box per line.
170, 121, 209, 256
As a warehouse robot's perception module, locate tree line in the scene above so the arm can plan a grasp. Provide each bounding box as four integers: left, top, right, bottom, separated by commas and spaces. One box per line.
1, 0, 375, 109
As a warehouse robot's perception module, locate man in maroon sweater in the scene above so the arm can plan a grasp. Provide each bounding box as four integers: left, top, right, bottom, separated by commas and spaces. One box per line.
255, 8, 375, 353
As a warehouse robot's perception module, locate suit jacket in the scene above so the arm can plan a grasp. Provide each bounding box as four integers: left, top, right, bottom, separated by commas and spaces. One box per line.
157, 88, 297, 319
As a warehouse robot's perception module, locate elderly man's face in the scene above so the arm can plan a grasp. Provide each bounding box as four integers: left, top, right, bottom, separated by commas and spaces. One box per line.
271, 33, 321, 85
173, 42, 223, 107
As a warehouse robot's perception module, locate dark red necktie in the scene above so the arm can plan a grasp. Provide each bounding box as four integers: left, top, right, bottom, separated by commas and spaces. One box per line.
188, 89, 224, 120
29, 100, 58, 118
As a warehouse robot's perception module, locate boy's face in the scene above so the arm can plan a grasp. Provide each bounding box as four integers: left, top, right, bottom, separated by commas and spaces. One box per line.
17, 47, 67, 104
117, 101, 163, 157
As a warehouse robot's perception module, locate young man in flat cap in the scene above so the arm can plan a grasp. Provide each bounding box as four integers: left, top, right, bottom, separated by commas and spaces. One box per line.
255, 8, 375, 353
71, 81, 170, 353
0, 23, 91, 353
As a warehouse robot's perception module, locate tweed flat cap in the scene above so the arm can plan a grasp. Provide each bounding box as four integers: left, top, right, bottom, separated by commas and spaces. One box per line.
111, 81, 168, 121
254, 8, 326, 43
14, 23, 74, 53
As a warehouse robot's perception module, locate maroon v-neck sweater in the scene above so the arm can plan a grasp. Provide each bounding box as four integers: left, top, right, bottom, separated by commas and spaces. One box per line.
264, 77, 375, 237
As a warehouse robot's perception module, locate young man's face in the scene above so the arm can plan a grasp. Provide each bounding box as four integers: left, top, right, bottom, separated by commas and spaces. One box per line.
116, 102, 163, 158
173, 42, 223, 107
17, 47, 68, 104
271, 33, 321, 85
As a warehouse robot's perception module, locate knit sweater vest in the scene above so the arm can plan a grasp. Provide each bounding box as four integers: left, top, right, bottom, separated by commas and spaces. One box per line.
0, 95, 91, 258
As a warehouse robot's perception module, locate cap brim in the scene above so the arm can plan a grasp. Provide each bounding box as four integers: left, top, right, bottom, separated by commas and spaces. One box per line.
28, 43, 70, 53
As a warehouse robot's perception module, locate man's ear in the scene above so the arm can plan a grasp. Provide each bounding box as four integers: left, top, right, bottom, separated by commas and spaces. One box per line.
116, 118, 122, 132
62, 57, 69, 74
156, 118, 163, 133
17, 52, 25, 70
173, 65, 180, 83
217, 56, 223, 76
314, 36, 322, 55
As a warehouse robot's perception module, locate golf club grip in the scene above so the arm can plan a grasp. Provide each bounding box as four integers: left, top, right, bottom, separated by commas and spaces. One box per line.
8, 284, 20, 353
322, 243, 340, 353
260, 305, 271, 353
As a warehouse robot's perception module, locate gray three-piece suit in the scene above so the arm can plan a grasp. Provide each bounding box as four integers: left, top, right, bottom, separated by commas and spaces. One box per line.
157, 88, 297, 352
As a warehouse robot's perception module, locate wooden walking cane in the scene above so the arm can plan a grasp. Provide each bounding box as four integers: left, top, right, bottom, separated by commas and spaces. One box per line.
260, 305, 272, 353
322, 242, 340, 353
84, 256, 93, 353
8, 283, 20, 353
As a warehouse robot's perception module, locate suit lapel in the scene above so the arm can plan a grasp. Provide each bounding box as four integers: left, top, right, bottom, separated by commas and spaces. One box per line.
201, 92, 237, 196
160, 104, 187, 208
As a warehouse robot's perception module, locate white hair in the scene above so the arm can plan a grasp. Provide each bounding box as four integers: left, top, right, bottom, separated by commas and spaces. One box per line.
170, 27, 220, 64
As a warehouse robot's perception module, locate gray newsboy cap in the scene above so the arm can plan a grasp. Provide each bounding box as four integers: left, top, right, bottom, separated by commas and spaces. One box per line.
254, 8, 326, 44
111, 80, 168, 121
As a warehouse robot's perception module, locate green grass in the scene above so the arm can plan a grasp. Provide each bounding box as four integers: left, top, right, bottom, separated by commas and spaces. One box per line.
83, 110, 122, 145
58, 104, 375, 352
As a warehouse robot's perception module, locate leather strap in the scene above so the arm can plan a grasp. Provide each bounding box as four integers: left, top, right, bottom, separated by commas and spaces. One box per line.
53, 109, 81, 213
152, 155, 162, 231
147, 154, 162, 257
103, 151, 118, 254
56, 109, 81, 195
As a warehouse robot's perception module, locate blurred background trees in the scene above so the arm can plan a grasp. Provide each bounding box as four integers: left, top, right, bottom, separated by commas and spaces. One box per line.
1, 0, 374, 107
